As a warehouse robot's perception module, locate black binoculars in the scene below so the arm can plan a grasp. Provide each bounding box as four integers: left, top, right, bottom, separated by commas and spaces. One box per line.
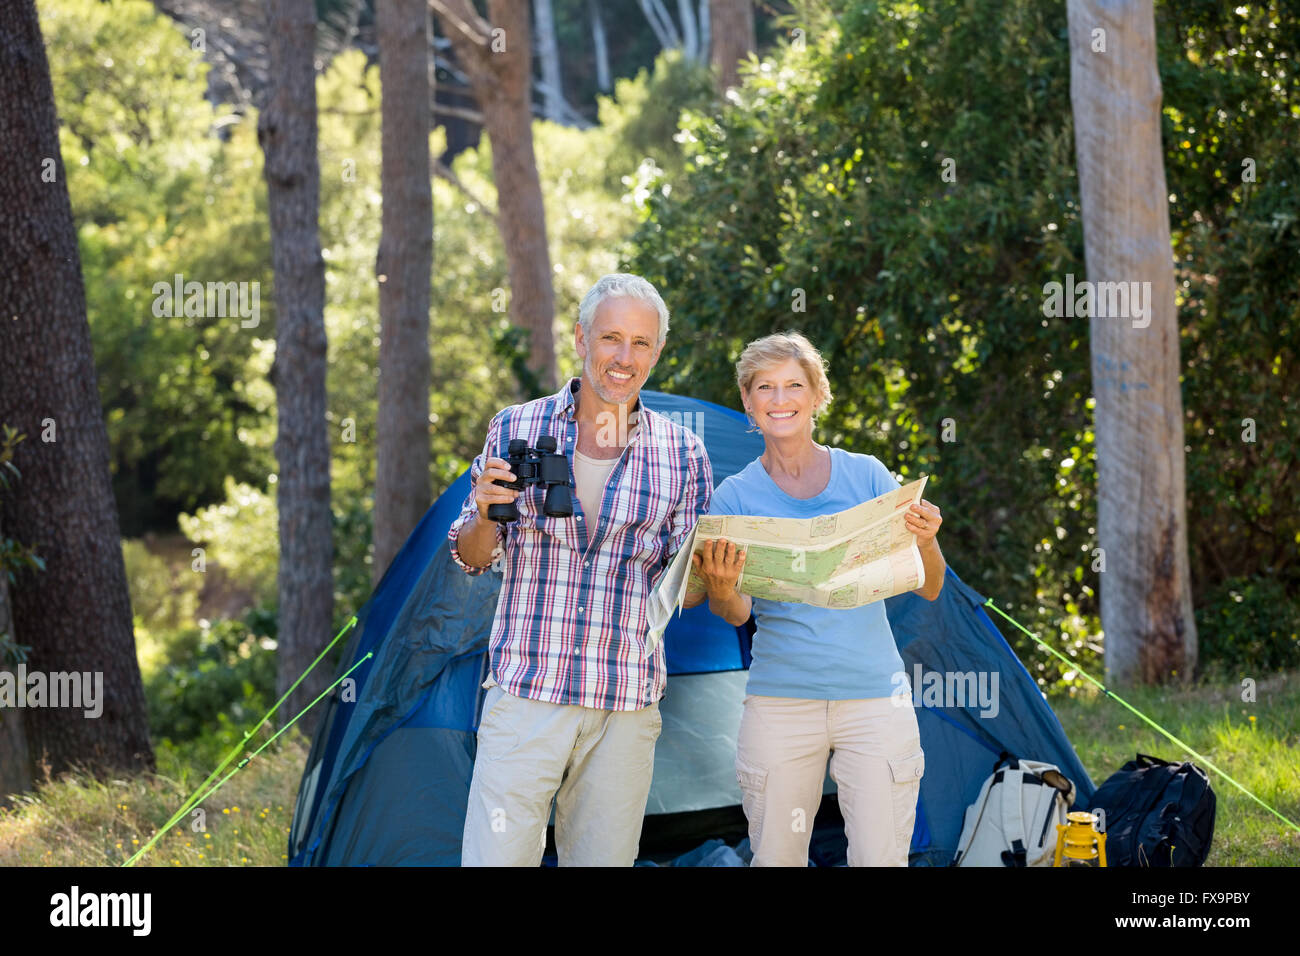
487, 436, 574, 523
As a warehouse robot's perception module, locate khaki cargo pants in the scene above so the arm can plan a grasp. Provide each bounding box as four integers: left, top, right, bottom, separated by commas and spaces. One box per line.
735, 695, 924, 867
462, 683, 662, 866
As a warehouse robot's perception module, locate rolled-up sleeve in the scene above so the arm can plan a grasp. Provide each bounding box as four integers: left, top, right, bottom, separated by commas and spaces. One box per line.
664, 430, 713, 563
448, 412, 506, 575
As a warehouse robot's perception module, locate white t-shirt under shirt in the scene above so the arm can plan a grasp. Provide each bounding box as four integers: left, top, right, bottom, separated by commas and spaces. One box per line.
707, 446, 910, 700
572, 448, 620, 521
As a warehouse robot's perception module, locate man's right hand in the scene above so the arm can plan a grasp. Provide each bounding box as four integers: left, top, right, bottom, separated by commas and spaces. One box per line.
475, 456, 521, 521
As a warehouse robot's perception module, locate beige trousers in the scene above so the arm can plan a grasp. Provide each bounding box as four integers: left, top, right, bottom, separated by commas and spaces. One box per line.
462, 684, 663, 866
735, 695, 924, 867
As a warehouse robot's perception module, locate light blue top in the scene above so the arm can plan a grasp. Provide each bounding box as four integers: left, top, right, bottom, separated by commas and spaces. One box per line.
707, 446, 908, 700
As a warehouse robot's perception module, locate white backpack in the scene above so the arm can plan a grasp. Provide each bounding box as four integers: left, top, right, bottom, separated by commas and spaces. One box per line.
952, 753, 1076, 867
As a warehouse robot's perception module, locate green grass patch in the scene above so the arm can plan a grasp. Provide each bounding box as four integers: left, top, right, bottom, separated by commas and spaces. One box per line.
0, 732, 307, 867
1049, 670, 1300, 865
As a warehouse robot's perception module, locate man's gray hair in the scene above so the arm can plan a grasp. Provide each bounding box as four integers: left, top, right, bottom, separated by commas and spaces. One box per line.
578, 273, 670, 348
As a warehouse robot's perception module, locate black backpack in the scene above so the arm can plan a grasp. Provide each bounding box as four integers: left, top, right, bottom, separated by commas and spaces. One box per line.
1085, 753, 1216, 866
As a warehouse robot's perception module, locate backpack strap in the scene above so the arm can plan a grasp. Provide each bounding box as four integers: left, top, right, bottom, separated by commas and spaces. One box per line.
999, 765, 1028, 866
1135, 753, 1171, 768
951, 773, 998, 866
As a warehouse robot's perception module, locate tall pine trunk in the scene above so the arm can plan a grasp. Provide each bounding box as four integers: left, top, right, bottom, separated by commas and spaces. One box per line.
1068, 0, 1197, 684
258, 0, 333, 731
373, 0, 434, 585
709, 0, 754, 91
431, 0, 558, 394
0, 0, 153, 777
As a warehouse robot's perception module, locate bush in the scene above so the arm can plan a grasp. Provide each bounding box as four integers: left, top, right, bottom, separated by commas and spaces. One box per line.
1196, 576, 1300, 678
177, 478, 279, 607
144, 616, 276, 746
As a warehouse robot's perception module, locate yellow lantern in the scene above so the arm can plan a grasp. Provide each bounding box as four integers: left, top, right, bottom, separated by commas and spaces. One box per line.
1053, 811, 1107, 867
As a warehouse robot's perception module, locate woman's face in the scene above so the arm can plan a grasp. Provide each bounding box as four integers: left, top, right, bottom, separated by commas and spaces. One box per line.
743, 357, 816, 440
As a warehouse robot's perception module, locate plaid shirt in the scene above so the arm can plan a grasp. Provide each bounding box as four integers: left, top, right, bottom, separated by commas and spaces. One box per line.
448, 377, 713, 711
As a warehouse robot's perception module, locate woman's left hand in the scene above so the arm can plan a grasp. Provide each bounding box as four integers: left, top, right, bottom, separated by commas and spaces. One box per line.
904, 499, 942, 546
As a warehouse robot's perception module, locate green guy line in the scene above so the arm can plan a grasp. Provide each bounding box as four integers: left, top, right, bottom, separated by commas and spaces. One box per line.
122, 615, 360, 867
983, 597, 1300, 835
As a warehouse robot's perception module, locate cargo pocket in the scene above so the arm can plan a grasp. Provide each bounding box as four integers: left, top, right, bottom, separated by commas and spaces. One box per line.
888, 748, 925, 856
735, 756, 769, 846
476, 686, 518, 761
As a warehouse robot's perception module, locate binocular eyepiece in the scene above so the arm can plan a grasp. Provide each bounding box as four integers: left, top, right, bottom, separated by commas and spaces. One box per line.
487, 436, 573, 523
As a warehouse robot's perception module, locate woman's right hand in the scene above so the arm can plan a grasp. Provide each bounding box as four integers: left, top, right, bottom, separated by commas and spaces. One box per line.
692, 538, 747, 598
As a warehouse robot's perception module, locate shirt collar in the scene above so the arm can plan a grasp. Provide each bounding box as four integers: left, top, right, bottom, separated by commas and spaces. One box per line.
554, 376, 645, 431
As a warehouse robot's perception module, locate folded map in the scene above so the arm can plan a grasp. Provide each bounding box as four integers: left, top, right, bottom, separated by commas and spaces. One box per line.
644, 475, 929, 656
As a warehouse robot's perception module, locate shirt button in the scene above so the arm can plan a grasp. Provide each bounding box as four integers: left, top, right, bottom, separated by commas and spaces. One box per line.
584, 561, 590, 567
578, 607, 584, 613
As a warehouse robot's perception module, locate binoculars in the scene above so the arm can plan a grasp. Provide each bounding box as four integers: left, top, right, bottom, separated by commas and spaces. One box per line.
487, 436, 574, 523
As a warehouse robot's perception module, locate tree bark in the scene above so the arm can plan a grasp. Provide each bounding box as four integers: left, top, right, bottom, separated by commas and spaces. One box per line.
709, 0, 754, 91
373, 0, 435, 587
1068, 0, 1197, 685
430, 0, 558, 394
0, 513, 33, 802
258, 0, 333, 732
0, 0, 153, 778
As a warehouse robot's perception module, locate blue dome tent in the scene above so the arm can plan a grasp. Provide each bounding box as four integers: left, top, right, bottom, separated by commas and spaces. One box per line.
288, 391, 1095, 866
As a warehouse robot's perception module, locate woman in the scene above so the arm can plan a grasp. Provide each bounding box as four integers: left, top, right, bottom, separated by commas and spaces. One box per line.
690, 332, 947, 867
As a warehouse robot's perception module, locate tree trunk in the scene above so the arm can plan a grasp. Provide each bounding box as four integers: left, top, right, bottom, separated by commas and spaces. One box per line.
677, 0, 698, 61
0, 0, 153, 778
432, 0, 558, 394
709, 0, 754, 90
1067, 0, 1197, 685
534, 0, 565, 123
697, 0, 710, 66
373, 0, 435, 587
589, 0, 611, 92
258, 0, 333, 732
0, 514, 33, 803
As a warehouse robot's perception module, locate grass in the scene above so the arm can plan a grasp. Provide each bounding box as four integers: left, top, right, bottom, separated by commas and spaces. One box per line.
0, 733, 308, 867
0, 673, 1297, 866
1050, 669, 1300, 865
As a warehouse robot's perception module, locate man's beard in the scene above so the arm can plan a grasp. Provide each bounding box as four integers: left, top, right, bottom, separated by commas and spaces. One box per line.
584, 354, 639, 406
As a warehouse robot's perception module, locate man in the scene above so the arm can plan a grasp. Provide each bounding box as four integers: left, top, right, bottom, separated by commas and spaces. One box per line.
449, 273, 713, 866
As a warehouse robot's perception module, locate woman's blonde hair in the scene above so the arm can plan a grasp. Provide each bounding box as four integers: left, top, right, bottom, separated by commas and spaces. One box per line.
735, 331, 833, 420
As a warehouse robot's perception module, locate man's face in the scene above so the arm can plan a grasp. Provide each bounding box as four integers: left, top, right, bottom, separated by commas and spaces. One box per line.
575, 297, 664, 407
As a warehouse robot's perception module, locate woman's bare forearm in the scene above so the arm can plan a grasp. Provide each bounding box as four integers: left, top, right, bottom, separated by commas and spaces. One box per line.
916, 539, 946, 601
708, 588, 753, 627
